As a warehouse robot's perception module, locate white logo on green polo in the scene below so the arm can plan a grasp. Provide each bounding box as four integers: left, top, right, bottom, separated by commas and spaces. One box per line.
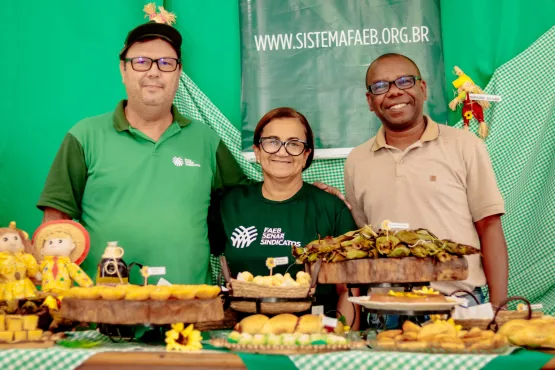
231, 226, 258, 248
172, 157, 185, 166
172, 157, 201, 168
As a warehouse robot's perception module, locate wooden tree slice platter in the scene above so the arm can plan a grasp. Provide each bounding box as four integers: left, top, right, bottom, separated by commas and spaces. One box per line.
312, 256, 468, 284
61, 298, 224, 325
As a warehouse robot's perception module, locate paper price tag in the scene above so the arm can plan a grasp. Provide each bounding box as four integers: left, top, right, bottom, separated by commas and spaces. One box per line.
273, 257, 289, 266
147, 267, 166, 276
157, 277, 172, 286
469, 93, 502, 102
388, 222, 410, 230
311, 305, 324, 315
322, 316, 338, 328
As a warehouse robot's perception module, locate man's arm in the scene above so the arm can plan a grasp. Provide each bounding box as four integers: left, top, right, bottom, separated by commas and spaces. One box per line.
213, 140, 250, 190
465, 138, 507, 306
475, 215, 508, 307
37, 133, 87, 221
42, 208, 72, 223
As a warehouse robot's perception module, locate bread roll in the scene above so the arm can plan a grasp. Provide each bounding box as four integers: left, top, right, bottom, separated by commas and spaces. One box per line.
295, 314, 322, 334
261, 314, 298, 334
235, 314, 269, 334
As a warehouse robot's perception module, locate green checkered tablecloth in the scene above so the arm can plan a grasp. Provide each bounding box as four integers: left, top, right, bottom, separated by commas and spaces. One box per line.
174, 25, 555, 313
290, 350, 496, 370
0, 330, 551, 370
0, 330, 164, 370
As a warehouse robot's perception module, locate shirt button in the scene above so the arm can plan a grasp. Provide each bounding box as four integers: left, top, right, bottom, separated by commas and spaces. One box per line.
398, 160, 403, 164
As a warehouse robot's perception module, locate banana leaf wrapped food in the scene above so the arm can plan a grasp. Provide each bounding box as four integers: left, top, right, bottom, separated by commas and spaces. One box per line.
294, 225, 480, 263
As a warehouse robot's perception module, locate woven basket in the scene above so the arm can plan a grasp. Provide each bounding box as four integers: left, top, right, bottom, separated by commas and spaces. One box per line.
194, 308, 238, 331
455, 310, 543, 330
229, 279, 313, 314
230, 279, 310, 298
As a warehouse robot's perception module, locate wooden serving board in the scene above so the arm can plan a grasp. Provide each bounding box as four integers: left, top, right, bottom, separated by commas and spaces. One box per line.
312, 256, 468, 284
61, 298, 224, 325
0, 340, 55, 349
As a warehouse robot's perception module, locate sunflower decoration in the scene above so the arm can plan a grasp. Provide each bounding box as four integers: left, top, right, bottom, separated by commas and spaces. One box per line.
165, 323, 203, 351
463, 111, 474, 120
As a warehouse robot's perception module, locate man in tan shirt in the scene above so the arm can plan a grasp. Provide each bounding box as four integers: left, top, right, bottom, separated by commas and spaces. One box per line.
345, 53, 508, 308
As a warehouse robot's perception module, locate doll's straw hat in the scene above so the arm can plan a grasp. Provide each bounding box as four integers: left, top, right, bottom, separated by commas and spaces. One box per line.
32, 220, 90, 264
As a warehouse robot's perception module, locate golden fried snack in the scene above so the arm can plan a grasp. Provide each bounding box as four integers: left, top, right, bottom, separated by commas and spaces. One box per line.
465, 327, 483, 338
377, 338, 396, 350
402, 321, 422, 333
457, 330, 468, 338
497, 319, 529, 337
125, 286, 150, 300
395, 332, 418, 342
435, 335, 462, 344
99, 286, 125, 300
377, 330, 402, 340
468, 339, 495, 351
235, 314, 269, 334
149, 286, 172, 301
439, 342, 465, 351
493, 333, 509, 349
195, 285, 221, 299
171, 285, 197, 300
418, 322, 455, 341
397, 341, 427, 350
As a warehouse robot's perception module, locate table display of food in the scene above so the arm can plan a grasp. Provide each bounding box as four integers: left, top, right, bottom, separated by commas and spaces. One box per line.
0, 219, 553, 370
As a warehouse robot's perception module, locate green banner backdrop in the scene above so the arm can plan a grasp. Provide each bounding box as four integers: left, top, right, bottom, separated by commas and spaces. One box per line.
239, 0, 447, 152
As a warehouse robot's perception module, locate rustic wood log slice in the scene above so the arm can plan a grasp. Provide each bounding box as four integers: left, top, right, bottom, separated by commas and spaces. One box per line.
311, 256, 468, 284
61, 297, 224, 325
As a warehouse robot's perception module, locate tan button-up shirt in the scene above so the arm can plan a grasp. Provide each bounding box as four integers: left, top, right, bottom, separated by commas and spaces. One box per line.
344, 117, 505, 293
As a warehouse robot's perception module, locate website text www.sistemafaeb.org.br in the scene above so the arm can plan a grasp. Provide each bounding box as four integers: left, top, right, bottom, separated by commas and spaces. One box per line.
253, 26, 430, 52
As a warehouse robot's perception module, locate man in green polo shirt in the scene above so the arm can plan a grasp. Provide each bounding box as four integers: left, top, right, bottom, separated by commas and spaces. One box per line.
37, 18, 247, 285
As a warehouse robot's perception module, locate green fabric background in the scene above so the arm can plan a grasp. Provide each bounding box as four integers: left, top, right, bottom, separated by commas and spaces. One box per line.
1, 0, 554, 247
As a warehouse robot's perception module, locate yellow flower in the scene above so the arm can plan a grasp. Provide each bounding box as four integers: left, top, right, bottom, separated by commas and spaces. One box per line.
464, 111, 474, 120
266, 258, 276, 269
165, 323, 203, 351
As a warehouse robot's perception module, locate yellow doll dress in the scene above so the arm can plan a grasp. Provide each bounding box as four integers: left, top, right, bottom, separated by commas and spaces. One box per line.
0, 252, 39, 301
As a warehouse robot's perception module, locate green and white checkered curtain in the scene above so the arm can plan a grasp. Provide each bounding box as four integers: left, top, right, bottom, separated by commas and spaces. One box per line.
173, 26, 555, 315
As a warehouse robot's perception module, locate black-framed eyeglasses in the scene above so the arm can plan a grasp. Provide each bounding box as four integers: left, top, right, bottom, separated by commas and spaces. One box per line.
124, 57, 181, 72
259, 137, 307, 156
367, 75, 422, 95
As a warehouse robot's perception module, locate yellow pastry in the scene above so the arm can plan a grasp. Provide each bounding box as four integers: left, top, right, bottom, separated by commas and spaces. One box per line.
235, 314, 269, 334
99, 286, 125, 300
195, 285, 220, 299
149, 286, 172, 301
23, 315, 39, 331
6, 316, 23, 332
125, 286, 150, 300
27, 329, 43, 341
0, 314, 5, 331
402, 321, 422, 333
13, 331, 27, 342
260, 313, 298, 334
0, 331, 13, 343
171, 285, 197, 300
295, 314, 322, 334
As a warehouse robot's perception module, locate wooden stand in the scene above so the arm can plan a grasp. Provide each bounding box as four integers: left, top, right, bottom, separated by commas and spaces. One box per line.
61, 298, 224, 325
312, 256, 468, 284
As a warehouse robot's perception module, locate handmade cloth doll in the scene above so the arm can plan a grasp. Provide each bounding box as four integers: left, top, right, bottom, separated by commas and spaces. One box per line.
32, 220, 93, 294
448, 66, 491, 139
0, 222, 41, 300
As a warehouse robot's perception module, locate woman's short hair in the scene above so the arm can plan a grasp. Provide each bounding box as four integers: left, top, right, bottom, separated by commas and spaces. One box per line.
253, 107, 315, 171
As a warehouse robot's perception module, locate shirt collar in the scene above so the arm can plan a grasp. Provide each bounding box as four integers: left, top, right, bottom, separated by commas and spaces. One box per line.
371, 116, 440, 152
113, 100, 191, 132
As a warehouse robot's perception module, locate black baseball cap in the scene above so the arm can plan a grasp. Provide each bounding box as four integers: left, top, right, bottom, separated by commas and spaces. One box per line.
119, 21, 182, 60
